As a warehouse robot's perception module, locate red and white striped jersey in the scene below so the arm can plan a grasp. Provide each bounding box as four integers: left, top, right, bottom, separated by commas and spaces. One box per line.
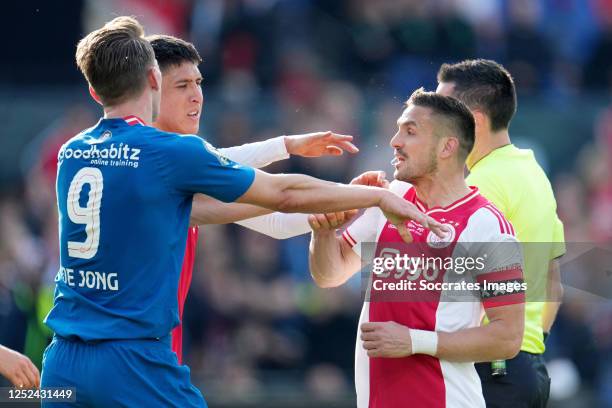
171, 226, 199, 364
342, 180, 524, 408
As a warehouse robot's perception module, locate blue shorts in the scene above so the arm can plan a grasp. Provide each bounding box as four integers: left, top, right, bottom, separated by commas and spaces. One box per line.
41, 335, 207, 408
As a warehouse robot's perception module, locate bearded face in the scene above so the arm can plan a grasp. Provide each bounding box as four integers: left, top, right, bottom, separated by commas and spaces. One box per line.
390, 105, 440, 183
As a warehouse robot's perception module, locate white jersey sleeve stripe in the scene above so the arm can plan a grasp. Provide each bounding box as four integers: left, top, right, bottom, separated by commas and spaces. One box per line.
494, 205, 511, 234
343, 206, 383, 256
416, 200, 426, 212
344, 230, 357, 246
508, 219, 515, 235
484, 205, 507, 234
342, 230, 357, 247
494, 205, 515, 236
485, 204, 517, 237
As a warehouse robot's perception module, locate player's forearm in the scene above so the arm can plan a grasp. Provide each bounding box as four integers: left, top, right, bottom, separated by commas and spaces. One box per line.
273, 174, 385, 213
235, 213, 311, 239
542, 260, 563, 332
190, 194, 272, 225
436, 314, 523, 362
542, 302, 561, 334
309, 231, 354, 288
211, 203, 272, 224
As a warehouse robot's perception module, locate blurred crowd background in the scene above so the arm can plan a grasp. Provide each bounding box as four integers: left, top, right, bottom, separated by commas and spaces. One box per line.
1, 0, 611, 407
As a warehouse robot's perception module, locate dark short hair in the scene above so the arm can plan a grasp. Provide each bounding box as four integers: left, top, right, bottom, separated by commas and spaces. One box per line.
437, 59, 517, 132
76, 16, 155, 106
146, 35, 202, 72
406, 88, 475, 161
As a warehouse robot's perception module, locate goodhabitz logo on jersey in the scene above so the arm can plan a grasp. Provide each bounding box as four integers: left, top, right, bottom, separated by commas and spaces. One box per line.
58, 138, 141, 169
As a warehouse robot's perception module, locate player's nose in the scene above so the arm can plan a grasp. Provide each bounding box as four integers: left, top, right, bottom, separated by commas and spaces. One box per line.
190, 93, 202, 105
390, 131, 402, 148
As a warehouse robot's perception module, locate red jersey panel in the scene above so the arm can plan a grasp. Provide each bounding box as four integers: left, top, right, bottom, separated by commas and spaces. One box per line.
171, 226, 199, 364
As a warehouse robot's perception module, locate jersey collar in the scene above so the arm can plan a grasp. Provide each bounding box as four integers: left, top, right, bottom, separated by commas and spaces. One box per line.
123, 115, 145, 126
414, 186, 480, 215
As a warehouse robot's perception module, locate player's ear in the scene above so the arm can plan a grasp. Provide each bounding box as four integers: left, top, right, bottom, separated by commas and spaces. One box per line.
440, 136, 459, 159
148, 66, 162, 91
88, 85, 103, 106
471, 110, 489, 133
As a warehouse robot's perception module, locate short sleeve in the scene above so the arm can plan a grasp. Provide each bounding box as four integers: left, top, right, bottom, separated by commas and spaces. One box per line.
471, 235, 525, 308
342, 207, 381, 257
462, 207, 525, 309
550, 215, 566, 259
162, 135, 255, 202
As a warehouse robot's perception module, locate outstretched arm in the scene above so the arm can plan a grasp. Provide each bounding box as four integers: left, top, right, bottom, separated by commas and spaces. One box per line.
189, 171, 390, 242
218, 131, 358, 169
236, 169, 445, 241
190, 195, 349, 240
191, 131, 359, 227
218, 136, 289, 169
189, 194, 272, 225
309, 171, 394, 287
191, 132, 359, 230
542, 259, 563, 333
235, 212, 311, 239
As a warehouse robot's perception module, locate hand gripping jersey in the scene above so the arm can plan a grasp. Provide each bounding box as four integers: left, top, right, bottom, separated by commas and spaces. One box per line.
342, 180, 524, 408
45, 116, 254, 341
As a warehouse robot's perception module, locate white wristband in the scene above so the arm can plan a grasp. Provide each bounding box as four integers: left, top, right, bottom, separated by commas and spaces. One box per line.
409, 329, 438, 356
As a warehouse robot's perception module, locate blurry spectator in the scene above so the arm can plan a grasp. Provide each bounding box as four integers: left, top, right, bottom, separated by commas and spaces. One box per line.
84, 0, 190, 37
584, 0, 612, 90
506, 0, 553, 92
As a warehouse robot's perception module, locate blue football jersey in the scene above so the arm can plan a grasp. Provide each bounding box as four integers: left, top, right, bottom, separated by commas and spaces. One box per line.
45, 116, 255, 341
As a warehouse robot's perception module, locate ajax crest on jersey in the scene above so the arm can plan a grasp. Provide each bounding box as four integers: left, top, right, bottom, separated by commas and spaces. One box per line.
427, 224, 455, 248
